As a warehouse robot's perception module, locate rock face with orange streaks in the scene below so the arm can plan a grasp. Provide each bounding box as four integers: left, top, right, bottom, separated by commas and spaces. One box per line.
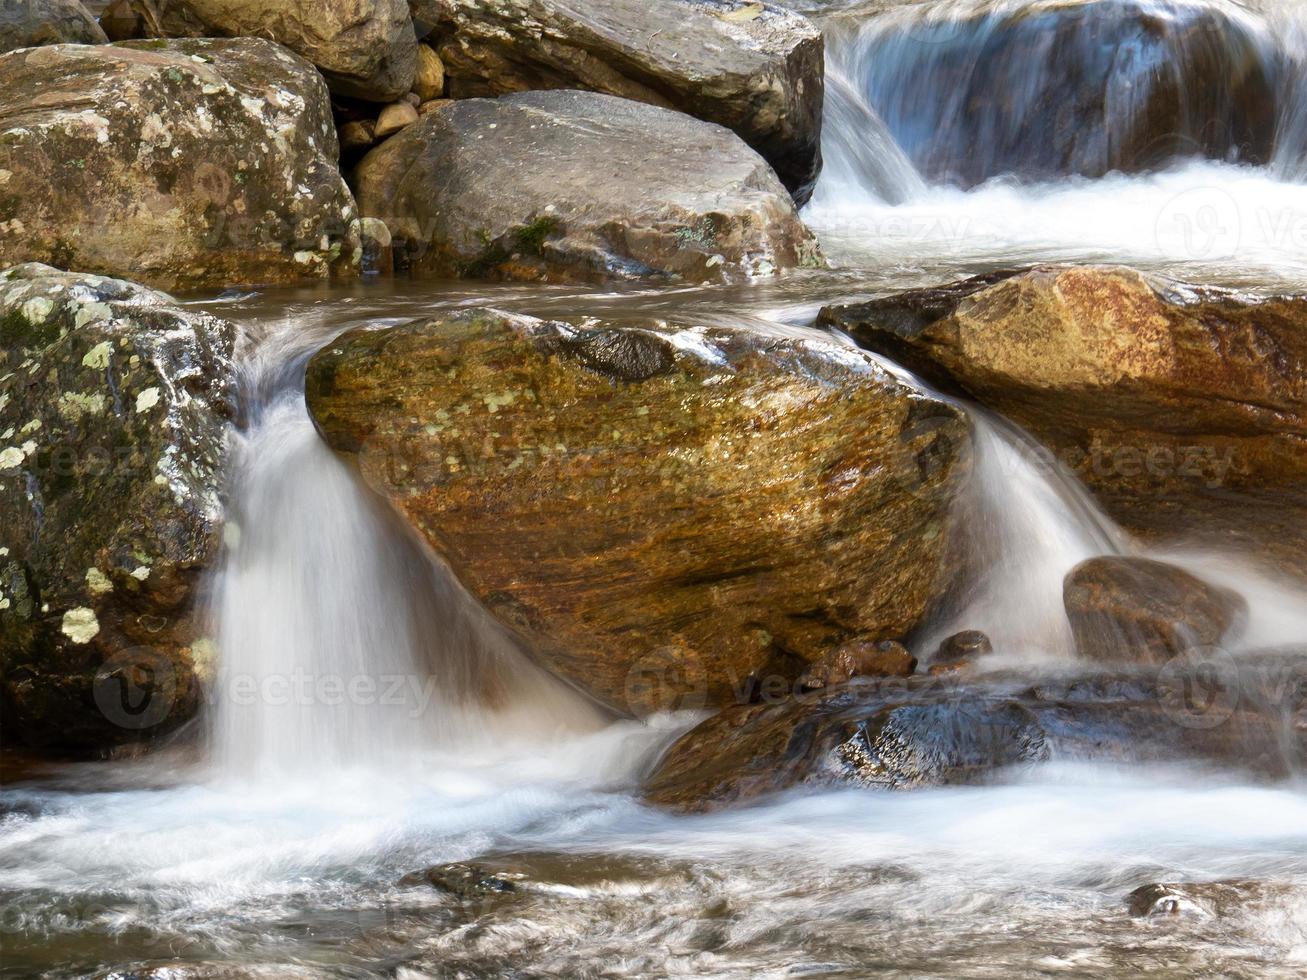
306, 309, 969, 715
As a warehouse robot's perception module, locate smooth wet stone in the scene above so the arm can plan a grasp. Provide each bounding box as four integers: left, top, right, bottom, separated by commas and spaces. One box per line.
1126, 880, 1295, 920
820, 266, 1307, 575
1065, 556, 1248, 665
305, 309, 968, 716
413, 0, 824, 203
125, 0, 417, 101
0, 38, 360, 291
0, 264, 235, 754
0, 0, 107, 52
352, 89, 822, 283
797, 638, 916, 690
930, 630, 993, 674
643, 666, 1307, 812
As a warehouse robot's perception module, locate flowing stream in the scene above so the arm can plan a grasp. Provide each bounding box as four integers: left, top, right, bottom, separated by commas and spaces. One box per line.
5, 0, 1307, 976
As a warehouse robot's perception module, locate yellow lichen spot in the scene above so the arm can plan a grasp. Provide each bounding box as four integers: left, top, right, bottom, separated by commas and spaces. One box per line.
0, 447, 23, 469
21, 296, 53, 324
190, 636, 218, 682
130, 565, 151, 581
60, 607, 100, 644
136, 387, 161, 413
82, 341, 113, 370
86, 567, 113, 595
74, 302, 114, 329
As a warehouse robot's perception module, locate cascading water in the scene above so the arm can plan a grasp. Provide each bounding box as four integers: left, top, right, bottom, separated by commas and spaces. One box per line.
210, 316, 615, 779
7, 0, 1307, 976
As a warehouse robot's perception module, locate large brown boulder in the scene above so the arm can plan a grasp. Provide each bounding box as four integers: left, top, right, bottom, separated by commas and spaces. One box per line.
820, 266, 1307, 571
0, 0, 107, 52
644, 666, 1306, 812
127, 0, 417, 101
1064, 556, 1248, 665
0, 264, 236, 754
353, 89, 821, 284
305, 310, 969, 716
411, 0, 823, 203
0, 39, 361, 292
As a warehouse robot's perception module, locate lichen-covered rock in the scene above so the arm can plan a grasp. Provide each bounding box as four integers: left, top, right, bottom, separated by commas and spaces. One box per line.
1064, 556, 1247, 664
0, 0, 107, 52
353, 89, 822, 283
412, 0, 823, 203
0, 39, 361, 292
820, 266, 1307, 571
0, 264, 236, 754
305, 309, 968, 715
127, 0, 417, 101
643, 668, 1305, 812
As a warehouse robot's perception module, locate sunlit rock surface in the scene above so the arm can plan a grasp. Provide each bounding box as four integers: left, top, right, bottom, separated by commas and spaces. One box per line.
305, 308, 968, 715
125, 0, 418, 100
0, 39, 360, 291
821, 265, 1307, 574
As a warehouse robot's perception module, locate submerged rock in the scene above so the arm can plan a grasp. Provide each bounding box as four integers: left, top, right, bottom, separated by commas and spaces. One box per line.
1065, 556, 1248, 665
352, 89, 821, 283
0, 0, 107, 52
305, 309, 968, 716
929, 629, 993, 674
644, 666, 1307, 812
0, 264, 236, 754
126, 0, 418, 101
820, 266, 1307, 573
1126, 880, 1295, 920
0, 38, 360, 292
796, 638, 916, 690
413, 0, 824, 203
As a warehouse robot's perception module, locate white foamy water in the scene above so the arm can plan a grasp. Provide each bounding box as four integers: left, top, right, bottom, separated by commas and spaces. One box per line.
5, 0, 1307, 975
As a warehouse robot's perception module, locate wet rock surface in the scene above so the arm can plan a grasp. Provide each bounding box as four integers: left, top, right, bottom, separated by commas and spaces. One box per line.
1126, 880, 1295, 920
125, 0, 418, 101
0, 264, 236, 754
820, 265, 1307, 574
0, 38, 360, 292
797, 638, 916, 690
1065, 556, 1248, 665
643, 664, 1307, 812
0, 0, 107, 53
413, 0, 824, 203
305, 308, 968, 715
352, 89, 821, 283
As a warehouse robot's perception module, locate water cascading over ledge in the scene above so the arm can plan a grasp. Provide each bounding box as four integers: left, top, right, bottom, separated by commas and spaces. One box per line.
828, 0, 1292, 187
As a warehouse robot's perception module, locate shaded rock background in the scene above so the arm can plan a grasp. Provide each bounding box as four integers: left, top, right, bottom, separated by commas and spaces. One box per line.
1064, 556, 1248, 665
0, 39, 361, 292
305, 309, 969, 716
644, 664, 1307, 812
413, 0, 824, 203
820, 265, 1307, 576
352, 89, 822, 283
0, 0, 107, 53
0, 264, 236, 754
125, 0, 418, 101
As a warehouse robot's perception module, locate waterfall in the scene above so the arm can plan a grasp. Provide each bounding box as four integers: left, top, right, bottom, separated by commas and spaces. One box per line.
208, 319, 609, 779
826, 0, 1285, 189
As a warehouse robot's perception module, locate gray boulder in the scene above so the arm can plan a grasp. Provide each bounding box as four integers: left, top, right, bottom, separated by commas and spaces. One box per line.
353, 89, 821, 283
0, 39, 361, 292
412, 0, 823, 203
127, 0, 417, 101
0, 0, 107, 52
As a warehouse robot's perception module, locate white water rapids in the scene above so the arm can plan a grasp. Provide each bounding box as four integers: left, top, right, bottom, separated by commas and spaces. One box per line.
5, 0, 1307, 976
